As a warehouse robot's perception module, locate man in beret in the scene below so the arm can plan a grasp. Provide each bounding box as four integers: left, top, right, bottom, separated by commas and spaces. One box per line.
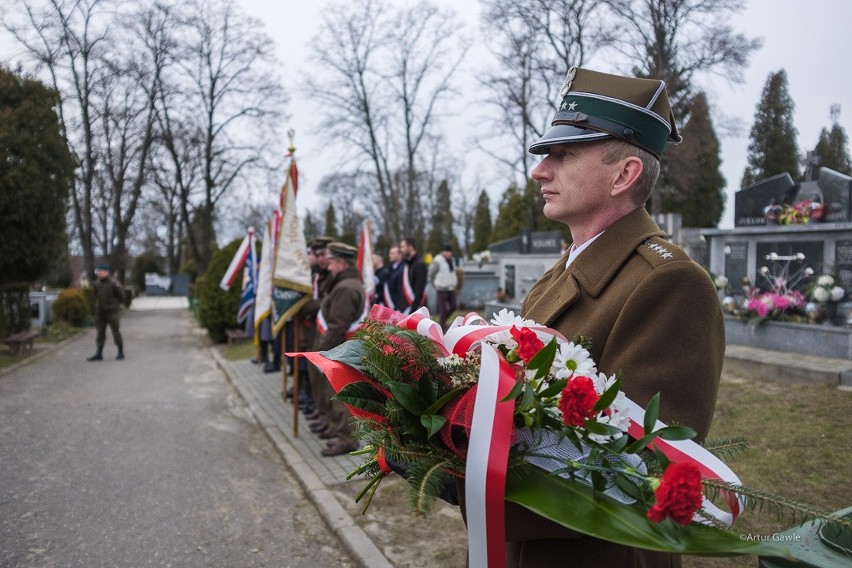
462, 67, 725, 567
87, 264, 127, 361
309, 242, 366, 456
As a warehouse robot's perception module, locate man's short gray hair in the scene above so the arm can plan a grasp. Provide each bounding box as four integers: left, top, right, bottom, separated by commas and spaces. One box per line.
600, 140, 660, 206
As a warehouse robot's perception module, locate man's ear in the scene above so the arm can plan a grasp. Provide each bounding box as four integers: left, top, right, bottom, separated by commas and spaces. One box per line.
610, 156, 644, 198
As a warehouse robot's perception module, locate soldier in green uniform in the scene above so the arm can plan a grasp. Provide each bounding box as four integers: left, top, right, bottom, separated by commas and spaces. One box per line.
87, 264, 126, 361
457, 67, 725, 567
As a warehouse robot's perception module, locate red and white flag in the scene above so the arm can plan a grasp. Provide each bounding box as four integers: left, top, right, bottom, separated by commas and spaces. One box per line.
219, 229, 254, 291
356, 221, 376, 304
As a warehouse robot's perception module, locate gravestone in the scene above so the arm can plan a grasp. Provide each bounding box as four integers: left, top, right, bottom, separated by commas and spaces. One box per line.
819, 168, 852, 222
835, 239, 852, 302
724, 242, 749, 292
735, 173, 796, 227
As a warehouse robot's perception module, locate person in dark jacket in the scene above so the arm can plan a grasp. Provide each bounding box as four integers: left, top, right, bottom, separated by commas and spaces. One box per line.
383, 246, 404, 310
398, 237, 427, 314
87, 264, 126, 361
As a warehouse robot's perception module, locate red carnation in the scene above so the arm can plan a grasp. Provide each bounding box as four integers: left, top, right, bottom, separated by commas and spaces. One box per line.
558, 376, 599, 427
647, 462, 704, 526
510, 326, 545, 363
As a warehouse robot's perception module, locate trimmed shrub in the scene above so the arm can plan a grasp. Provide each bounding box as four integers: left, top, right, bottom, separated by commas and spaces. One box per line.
195, 239, 243, 343
52, 288, 88, 327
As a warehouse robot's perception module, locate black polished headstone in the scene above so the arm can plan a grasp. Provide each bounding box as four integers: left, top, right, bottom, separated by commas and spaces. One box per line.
835, 239, 852, 302
818, 168, 852, 222
724, 242, 748, 292
734, 173, 796, 227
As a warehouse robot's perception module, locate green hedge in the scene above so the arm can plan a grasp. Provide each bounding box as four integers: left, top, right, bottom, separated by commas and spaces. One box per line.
195, 239, 243, 343
52, 287, 88, 327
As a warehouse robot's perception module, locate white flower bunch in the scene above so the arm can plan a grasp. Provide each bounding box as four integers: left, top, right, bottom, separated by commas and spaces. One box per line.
812, 275, 845, 303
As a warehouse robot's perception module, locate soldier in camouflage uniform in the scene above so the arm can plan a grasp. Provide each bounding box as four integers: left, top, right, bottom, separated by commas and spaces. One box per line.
87, 264, 126, 361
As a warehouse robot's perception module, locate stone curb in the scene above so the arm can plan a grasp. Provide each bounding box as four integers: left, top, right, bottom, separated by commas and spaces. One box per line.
210, 347, 393, 568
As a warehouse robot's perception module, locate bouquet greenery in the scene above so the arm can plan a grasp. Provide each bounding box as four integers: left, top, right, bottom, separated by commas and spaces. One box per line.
302, 306, 849, 564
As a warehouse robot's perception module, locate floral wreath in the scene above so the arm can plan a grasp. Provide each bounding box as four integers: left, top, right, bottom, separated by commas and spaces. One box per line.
295, 305, 848, 567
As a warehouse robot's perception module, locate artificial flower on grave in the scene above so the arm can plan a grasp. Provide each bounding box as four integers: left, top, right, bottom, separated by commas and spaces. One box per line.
739, 253, 813, 327
776, 199, 812, 225
295, 305, 851, 566
809, 274, 846, 304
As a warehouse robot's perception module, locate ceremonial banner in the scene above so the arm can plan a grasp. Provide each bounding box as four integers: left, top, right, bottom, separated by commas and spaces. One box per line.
237, 229, 258, 323
253, 220, 274, 342
219, 230, 252, 290
356, 221, 376, 303
271, 158, 312, 335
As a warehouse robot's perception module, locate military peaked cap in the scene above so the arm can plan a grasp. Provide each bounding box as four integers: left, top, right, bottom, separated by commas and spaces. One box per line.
529, 67, 681, 159
327, 242, 358, 262
308, 236, 333, 251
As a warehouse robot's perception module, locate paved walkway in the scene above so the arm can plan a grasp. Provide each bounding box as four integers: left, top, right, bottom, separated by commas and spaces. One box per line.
1, 297, 359, 568
210, 352, 393, 568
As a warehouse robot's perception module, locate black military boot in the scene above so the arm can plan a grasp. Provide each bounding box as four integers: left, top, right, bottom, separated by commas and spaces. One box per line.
116, 345, 124, 360
87, 345, 104, 362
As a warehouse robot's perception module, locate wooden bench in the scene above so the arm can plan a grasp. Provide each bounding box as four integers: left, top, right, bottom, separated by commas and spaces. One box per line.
3, 329, 39, 355
224, 328, 247, 345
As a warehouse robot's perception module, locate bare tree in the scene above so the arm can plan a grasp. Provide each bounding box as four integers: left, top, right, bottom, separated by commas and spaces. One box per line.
305, 0, 467, 244
162, 0, 286, 272
604, 0, 762, 213
477, 0, 613, 181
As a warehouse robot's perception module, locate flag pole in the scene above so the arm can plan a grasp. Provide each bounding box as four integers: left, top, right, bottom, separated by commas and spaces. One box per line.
285, 128, 301, 436
292, 322, 300, 436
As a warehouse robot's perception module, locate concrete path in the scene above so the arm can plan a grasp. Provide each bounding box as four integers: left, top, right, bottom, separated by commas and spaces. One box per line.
0, 299, 357, 568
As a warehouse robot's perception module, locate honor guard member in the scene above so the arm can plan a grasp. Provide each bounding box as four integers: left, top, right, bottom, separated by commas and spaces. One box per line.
87, 264, 127, 361
309, 242, 366, 456
297, 236, 333, 414
457, 67, 726, 568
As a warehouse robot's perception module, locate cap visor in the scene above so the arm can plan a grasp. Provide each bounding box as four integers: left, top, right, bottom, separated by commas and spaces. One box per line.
528, 124, 611, 155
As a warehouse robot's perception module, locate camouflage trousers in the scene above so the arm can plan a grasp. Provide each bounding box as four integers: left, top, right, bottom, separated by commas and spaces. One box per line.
95, 311, 123, 348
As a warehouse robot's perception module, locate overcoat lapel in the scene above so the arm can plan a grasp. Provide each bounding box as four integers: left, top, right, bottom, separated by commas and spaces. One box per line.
522, 208, 666, 326
523, 264, 580, 326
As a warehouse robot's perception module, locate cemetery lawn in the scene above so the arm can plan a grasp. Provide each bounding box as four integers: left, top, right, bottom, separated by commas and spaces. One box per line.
684, 373, 851, 567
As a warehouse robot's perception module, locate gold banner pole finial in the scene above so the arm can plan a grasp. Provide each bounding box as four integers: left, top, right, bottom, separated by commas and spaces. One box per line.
287, 128, 296, 156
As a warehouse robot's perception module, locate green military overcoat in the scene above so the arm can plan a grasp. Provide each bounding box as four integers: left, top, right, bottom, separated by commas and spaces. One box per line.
498, 207, 725, 567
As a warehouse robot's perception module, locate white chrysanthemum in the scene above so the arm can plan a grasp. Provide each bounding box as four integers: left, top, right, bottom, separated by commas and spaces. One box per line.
490, 308, 534, 327
813, 286, 829, 303
830, 286, 845, 301
487, 309, 537, 349
588, 390, 631, 443
589, 371, 617, 394
817, 275, 835, 287
552, 342, 596, 379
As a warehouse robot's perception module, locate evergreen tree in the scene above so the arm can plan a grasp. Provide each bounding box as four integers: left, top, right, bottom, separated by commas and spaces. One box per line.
0, 67, 75, 287
303, 211, 320, 242
425, 180, 455, 255
491, 183, 528, 242
741, 70, 800, 187
813, 118, 851, 177
663, 93, 725, 227
471, 190, 493, 254
324, 203, 338, 239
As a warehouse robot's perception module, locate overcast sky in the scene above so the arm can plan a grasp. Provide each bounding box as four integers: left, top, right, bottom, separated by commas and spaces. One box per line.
4, 0, 851, 236
236, 0, 852, 232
